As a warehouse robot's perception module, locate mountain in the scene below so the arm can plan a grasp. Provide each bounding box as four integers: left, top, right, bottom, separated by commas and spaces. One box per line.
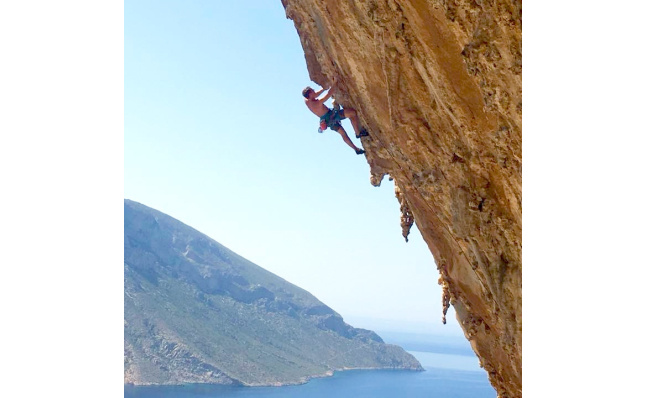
124, 199, 422, 386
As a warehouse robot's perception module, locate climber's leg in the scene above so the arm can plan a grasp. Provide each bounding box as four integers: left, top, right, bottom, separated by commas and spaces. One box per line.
332, 125, 363, 154
341, 108, 369, 138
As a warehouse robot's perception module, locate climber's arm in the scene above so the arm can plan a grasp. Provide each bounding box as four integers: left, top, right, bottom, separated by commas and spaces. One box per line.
318, 84, 335, 103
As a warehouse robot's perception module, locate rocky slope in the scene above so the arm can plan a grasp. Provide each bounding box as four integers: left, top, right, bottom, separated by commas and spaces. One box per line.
124, 199, 422, 386
281, 1, 521, 396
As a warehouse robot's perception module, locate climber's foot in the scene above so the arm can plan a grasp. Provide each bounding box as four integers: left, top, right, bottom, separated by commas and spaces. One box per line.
356, 129, 370, 139
355, 149, 365, 155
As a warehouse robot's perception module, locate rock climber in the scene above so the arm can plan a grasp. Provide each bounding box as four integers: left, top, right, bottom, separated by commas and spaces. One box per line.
302, 80, 369, 155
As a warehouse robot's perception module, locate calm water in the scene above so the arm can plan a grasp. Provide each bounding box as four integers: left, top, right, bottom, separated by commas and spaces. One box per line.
124, 349, 496, 398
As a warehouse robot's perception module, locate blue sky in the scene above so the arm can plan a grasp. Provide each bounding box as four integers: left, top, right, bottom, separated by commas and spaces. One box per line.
125, 0, 462, 335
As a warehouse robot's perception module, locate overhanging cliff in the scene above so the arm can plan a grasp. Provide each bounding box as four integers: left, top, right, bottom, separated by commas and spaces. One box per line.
281, 1, 521, 397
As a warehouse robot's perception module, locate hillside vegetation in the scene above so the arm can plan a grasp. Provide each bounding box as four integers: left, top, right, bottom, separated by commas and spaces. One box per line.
124, 199, 422, 386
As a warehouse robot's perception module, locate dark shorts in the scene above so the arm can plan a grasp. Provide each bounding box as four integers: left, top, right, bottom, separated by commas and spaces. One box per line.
320, 108, 346, 131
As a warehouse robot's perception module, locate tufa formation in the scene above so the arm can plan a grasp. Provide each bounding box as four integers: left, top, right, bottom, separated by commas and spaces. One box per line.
281, 1, 521, 397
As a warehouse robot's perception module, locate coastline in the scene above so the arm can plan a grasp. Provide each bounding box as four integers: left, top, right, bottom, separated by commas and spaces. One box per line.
124, 364, 425, 388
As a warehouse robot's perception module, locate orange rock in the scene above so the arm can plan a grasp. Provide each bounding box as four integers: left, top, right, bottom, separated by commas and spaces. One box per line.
282, 1, 522, 396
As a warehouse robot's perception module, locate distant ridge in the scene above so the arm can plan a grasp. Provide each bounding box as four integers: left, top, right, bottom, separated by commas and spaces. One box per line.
124, 199, 422, 386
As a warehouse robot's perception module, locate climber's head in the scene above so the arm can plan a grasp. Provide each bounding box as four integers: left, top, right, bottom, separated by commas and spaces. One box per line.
302, 87, 314, 99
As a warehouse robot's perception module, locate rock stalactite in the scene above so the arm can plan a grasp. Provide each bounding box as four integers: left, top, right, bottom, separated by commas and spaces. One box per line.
394, 179, 415, 242
281, 1, 521, 397
439, 275, 451, 325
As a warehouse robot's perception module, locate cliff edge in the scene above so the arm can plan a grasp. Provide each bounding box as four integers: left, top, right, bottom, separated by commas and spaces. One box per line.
281, 1, 521, 397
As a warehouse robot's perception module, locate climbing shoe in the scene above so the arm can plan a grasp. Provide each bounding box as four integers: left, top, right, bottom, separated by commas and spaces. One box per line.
355, 149, 365, 155
356, 129, 370, 138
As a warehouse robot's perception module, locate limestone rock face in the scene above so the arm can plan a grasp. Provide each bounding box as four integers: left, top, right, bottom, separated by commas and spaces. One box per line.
281, 1, 521, 396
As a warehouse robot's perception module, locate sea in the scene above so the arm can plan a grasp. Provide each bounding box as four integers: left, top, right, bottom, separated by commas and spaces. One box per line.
124, 332, 496, 398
